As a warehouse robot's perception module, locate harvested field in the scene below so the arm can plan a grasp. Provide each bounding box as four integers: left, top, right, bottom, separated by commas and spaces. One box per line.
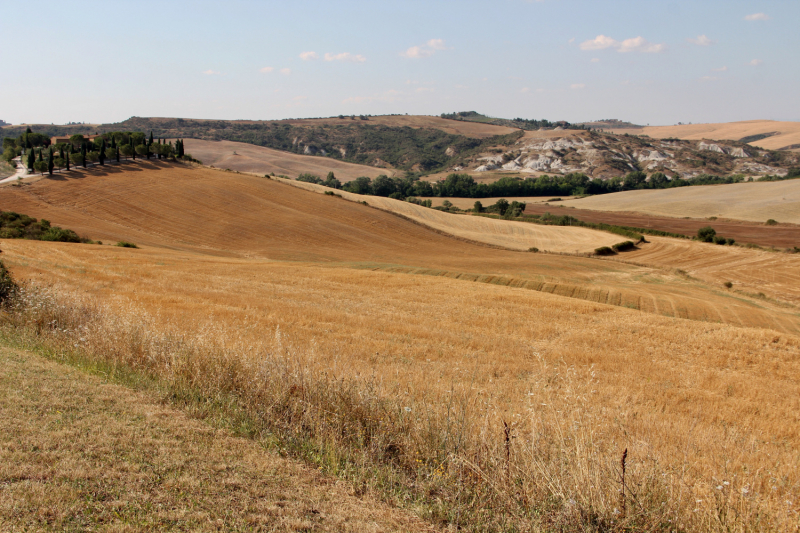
624, 236, 800, 305
0, 347, 432, 532
182, 139, 391, 182
0, 161, 797, 333
282, 114, 517, 138
2, 239, 799, 531
606, 119, 800, 151
523, 202, 800, 248
282, 178, 619, 254
553, 179, 800, 224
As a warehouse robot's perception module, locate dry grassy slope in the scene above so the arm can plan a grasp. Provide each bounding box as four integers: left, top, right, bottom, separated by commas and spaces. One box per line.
281, 178, 620, 253
0, 347, 432, 531
553, 179, 800, 224
607, 120, 800, 151
183, 139, 393, 182
2, 239, 800, 529
0, 162, 798, 333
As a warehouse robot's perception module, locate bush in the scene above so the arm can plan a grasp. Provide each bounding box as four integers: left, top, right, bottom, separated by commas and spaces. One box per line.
766, 219, 778, 226
612, 241, 636, 252
724, 281, 733, 289
713, 236, 728, 245
528, 247, 539, 253
115, 241, 138, 248
40, 228, 81, 243
594, 246, 615, 256
697, 226, 716, 242
726, 238, 735, 245
0, 260, 17, 305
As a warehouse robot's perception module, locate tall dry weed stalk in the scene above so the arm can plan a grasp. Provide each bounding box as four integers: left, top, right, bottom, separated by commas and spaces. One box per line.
0, 283, 790, 532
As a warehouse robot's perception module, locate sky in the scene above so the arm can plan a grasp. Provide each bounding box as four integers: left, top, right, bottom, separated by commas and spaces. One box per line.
2, 0, 798, 126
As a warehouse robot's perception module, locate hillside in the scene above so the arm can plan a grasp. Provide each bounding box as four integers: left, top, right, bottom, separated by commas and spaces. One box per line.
552, 178, 800, 224
2, 160, 800, 529
0, 161, 798, 333
182, 139, 392, 181
604, 119, 800, 151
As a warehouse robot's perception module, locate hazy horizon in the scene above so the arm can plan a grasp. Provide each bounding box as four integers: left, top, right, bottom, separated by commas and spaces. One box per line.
3, 0, 798, 126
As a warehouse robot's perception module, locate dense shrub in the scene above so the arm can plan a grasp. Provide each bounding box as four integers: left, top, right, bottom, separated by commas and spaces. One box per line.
0, 260, 17, 305
115, 241, 139, 248
765, 219, 778, 226
697, 226, 716, 242
612, 241, 636, 252
594, 246, 615, 256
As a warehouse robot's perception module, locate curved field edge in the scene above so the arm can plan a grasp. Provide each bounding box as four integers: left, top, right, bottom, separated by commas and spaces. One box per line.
279, 177, 623, 253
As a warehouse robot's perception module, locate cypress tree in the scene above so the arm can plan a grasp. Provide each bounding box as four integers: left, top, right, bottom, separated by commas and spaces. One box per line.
111, 136, 116, 149
59, 146, 65, 159
149, 131, 154, 146
25, 127, 32, 134
81, 143, 87, 168
131, 139, 135, 161
99, 138, 106, 166
116, 146, 120, 163
27, 148, 35, 170
38, 149, 43, 162
66, 151, 70, 171
47, 149, 54, 175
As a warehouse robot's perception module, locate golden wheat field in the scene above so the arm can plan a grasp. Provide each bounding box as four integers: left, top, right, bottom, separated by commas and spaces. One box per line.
606, 119, 800, 151
552, 179, 800, 224
1, 161, 800, 530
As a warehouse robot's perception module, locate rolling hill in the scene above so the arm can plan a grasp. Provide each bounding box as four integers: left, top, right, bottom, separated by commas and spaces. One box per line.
603, 119, 800, 151
182, 139, 392, 181
551, 178, 800, 224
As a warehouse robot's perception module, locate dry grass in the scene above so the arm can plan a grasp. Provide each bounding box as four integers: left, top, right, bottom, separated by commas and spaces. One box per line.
607, 120, 800, 151
0, 346, 433, 532
182, 139, 393, 182
2, 243, 798, 531
553, 179, 800, 224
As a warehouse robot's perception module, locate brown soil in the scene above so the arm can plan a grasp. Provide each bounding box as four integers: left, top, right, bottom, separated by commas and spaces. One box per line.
524, 203, 800, 248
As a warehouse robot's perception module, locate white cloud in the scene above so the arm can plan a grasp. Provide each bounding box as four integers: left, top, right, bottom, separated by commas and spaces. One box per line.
591, 58, 600, 63
292, 96, 307, 102
571, 83, 585, 89
401, 38, 448, 58
712, 66, 728, 72
744, 13, 769, 21
201, 69, 220, 75
687, 35, 714, 46
520, 87, 530, 93
299, 51, 318, 61
580, 34, 666, 53
568, 37, 575, 44
748, 59, 763, 66
415, 87, 434, 93
324, 52, 366, 63
280, 68, 291, 75
259, 66, 274, 73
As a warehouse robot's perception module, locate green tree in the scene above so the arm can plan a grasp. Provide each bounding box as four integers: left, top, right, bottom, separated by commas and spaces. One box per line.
65, 151, 70, 171
115, 146, 120, 162
697, 226, 716, 242
120, 144, 133, 160
81, 143, 87, 168
135, 144, 147, 157
33, 160, 48, 175
47, 149, 54, 175
69, 134, 85, 149
53, 157, 65, 171
473, 200, 483, 213
98, 138, 106, 166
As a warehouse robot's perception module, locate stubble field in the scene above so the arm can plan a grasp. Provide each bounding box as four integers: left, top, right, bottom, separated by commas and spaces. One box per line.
1, 161, 799, 530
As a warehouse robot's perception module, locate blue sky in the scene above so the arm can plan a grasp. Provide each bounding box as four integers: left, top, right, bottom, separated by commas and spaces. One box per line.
2, 0, 798, 126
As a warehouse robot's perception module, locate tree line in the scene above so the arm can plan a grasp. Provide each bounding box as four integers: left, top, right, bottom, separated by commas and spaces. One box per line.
296, 170, 783, 201
3, 128, 190, 175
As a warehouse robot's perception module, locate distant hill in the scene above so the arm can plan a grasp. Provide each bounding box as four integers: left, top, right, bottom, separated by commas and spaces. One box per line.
439, 111, 583, 131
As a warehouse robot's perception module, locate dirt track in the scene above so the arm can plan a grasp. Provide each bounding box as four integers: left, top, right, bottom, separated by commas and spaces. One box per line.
524, 203, 800, 248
